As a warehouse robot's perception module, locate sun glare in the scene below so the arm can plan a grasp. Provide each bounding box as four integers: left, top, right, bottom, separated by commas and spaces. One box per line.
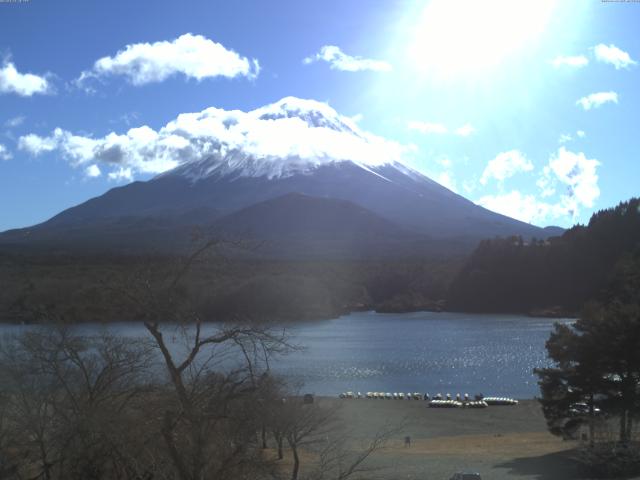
408, 0, 557, 78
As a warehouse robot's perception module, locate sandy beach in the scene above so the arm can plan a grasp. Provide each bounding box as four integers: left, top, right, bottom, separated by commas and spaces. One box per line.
276, 397, 640, 480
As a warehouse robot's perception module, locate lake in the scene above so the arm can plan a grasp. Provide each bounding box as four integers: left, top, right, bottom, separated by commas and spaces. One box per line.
0, 311, 572, 398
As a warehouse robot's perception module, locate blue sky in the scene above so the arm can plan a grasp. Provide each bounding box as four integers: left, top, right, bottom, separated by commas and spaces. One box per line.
0, 0, 638, 231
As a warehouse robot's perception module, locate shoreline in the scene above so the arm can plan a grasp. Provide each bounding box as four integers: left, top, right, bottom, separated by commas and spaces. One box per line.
0, 308, 578, 325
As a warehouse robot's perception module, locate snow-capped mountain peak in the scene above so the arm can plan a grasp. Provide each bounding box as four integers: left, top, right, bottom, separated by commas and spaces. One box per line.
252, 96, 360, 135
19, 96, 412, 184
158, 96, 410, 182
5, 103, 551, 251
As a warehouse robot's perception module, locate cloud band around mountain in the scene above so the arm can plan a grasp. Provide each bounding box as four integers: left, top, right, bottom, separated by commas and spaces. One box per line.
18, 97, 412, 180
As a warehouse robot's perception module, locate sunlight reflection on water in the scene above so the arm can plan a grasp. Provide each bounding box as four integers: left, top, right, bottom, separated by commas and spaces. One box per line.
0, 311, 572, 398
274, 311, 573, 397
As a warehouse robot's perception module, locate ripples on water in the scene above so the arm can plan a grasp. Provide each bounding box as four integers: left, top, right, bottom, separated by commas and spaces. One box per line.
274, 311, 573, 398
0, 311, 572, 398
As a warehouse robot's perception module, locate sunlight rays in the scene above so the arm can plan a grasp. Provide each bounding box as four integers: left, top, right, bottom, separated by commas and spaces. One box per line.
407, 0, 558, 79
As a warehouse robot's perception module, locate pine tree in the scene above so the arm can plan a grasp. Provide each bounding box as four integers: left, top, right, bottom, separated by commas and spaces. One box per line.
536, 248, 640, 444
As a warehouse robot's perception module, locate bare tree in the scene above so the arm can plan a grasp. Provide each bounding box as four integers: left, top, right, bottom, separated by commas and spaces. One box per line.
111, 239, 295, 480
0, 328, 155, 480
282, 401, 337, 480
266, 396, 400, 480
308, 423, 401, 480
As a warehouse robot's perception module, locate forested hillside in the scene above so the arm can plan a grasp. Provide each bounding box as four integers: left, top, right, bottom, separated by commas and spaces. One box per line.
4, 198, 638, 323
446, 198, 640, 315
0, 252, 462, 323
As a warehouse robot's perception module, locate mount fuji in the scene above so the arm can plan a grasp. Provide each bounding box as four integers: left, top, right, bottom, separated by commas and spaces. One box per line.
0, 97, 560, 257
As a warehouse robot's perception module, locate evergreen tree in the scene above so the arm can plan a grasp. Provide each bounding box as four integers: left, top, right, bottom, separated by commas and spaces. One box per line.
536, 248, 640, 444
448, 197, 640, 314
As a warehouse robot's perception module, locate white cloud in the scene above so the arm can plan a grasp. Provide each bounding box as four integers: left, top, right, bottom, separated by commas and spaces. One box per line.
477, 191, 561, 224
546, 147, 600, 209
116, 112, 140, 127
349, 113, 364, 124
0, 61, 50, 96
480, 150, 533, 185
108, 167, 133, 182
559, 130, 586, 144
462, 179, 477, 195
558, 133, 573, 144
18, 96, 413, 180
533, 147, 600, 217
576, 91, 618, 110
536, 167, 556, 198
477, 191, 587, 225
77, 33, 259, 87
552, 55, 589, 68
428, 157, 457, 192
407, 121, 448, 134
0, 144, 12, 161
438, 157, 452, 168
18, 132, 59, 155
593, 43, 637, 70
436, 171, 457, 192
4, 115, 26, 128
455, 124, 476, 136
478, 147, 600, 225
303, 45, 392, 72
85, 164, 101, 178
19, 126, 181, 175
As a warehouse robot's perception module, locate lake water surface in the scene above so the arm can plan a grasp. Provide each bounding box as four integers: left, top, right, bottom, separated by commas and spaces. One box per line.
278, 311, 572, 398
0, 311, 572, 398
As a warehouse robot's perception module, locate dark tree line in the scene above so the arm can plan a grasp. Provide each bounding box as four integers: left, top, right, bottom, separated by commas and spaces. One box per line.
0, 251, 462, 324
447, 197, 640, 314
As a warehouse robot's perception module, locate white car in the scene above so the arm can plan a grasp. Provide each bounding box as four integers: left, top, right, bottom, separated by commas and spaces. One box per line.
449, 472, 481, 480
569, 402, 601, 416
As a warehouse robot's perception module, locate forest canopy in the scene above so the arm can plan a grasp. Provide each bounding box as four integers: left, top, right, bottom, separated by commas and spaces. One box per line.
447, 198, 640, 315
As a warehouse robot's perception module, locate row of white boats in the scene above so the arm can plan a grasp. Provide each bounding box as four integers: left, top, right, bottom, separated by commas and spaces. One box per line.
338, 391, 518, 408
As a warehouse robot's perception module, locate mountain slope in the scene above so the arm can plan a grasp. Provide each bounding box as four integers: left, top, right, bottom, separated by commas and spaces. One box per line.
0, 97, 558, 256
214, 192, 405, 239
210, 193, 470, 258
